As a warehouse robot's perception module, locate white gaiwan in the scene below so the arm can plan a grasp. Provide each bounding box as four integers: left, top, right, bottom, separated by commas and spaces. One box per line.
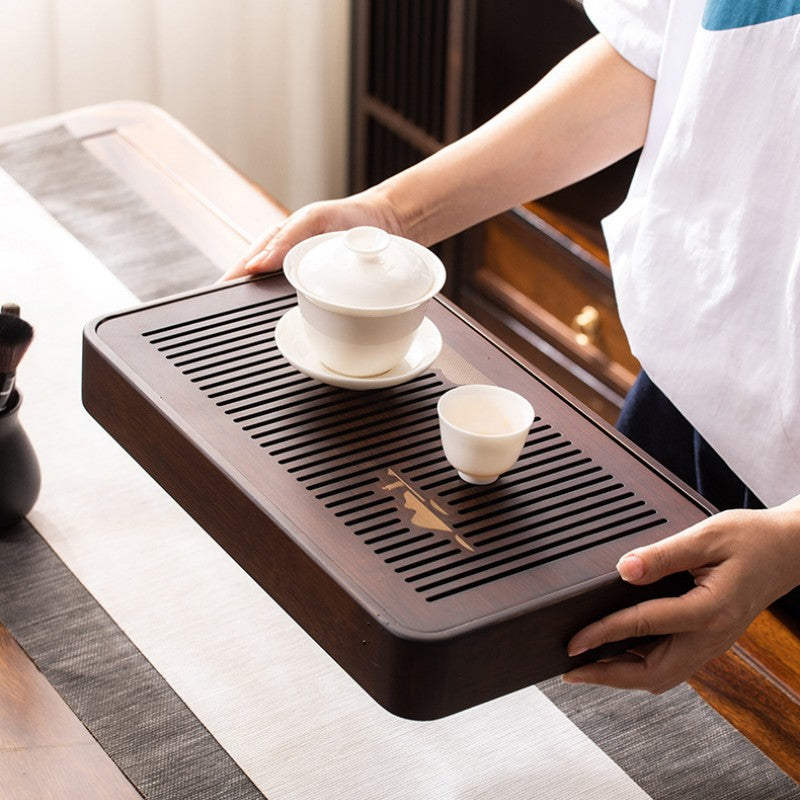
284, 226, 446, 377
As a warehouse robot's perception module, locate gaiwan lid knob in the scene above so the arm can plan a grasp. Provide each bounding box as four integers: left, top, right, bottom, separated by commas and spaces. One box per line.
294, 226, 435, 309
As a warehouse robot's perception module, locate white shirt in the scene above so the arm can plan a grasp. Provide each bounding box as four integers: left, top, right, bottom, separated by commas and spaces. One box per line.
582, 0, 800, 506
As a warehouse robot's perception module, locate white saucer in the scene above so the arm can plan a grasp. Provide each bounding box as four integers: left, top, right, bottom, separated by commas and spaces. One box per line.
274, 306, 442, 390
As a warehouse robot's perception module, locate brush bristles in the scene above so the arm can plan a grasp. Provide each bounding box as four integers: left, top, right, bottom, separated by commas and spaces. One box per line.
0, 312, 34, 373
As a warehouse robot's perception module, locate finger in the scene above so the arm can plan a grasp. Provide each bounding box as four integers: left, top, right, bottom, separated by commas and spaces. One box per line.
562, 653, 677, 693
615, 515, 732, 586
220, 226, 283, 282
239, 224, 284, 269
567, 586, 711, 656
595, 637, 663, 663
219, 262, 253, 282
563, 633, 712, 693
625, 639, 662, 659
563, 652, 659, 691
246, 229, 298, 274
241, 206, 342, 275
595, 649, 648, 664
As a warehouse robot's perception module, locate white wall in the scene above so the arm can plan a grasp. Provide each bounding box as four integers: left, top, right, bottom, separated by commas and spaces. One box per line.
0, 0, 351, 211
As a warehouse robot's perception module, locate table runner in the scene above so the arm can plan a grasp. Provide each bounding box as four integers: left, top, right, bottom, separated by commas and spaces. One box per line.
0, 126, 220, 300
1, 124, 797, 800
0, 520, 265, 800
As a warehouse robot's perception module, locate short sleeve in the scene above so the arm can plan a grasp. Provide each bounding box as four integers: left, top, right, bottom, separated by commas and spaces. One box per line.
583, 0, 670, 79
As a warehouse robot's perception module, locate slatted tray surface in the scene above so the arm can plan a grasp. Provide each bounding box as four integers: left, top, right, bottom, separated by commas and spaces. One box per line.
83, 275, 711, 719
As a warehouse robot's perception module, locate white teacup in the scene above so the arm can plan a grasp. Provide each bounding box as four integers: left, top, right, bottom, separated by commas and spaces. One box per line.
437, 385, 534, 484
284, 226, 446, 377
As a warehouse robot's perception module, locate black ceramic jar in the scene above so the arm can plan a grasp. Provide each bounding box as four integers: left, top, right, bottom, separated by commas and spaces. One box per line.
0, 390, 40, 528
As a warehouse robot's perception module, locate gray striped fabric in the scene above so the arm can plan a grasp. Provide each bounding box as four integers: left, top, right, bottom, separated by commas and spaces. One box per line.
0, 126, 219, 300
539, 677, 799, 799
0, 126, 263, 800
0, 521, 265, 800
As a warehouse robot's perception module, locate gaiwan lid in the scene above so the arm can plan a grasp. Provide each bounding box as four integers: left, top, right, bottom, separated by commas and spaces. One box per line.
291, 226, 438, 310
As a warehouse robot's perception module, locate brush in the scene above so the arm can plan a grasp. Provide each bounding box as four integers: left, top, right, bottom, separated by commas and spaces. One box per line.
0, 310, 34, 414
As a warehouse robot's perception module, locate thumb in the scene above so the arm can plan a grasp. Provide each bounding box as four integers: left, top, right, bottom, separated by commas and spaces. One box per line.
616, 519, 722, 585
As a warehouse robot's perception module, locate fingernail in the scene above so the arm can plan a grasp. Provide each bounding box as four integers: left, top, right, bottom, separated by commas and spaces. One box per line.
617, 553, 645, 582
246, 244, 275, 271
568, 644, 589, 657
562, 672, 585, 684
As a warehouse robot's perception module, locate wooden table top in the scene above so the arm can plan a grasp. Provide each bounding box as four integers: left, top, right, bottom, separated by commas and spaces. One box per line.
0, 102, 797, 795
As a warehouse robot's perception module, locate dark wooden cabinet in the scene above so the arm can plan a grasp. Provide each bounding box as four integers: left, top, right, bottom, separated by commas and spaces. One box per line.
349, 0, 640, 422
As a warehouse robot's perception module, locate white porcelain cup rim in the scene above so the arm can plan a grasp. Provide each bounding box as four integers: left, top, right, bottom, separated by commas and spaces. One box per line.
437, 384, 535, 436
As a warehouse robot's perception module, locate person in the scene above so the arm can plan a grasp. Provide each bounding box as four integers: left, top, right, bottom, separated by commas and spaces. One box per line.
223, 1, 800, 694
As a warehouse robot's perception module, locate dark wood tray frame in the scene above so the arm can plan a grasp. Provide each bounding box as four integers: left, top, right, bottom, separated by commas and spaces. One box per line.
82, 274, 712, 720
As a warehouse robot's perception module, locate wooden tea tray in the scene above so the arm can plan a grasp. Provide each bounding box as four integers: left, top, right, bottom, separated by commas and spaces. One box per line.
82, 274, 712, 719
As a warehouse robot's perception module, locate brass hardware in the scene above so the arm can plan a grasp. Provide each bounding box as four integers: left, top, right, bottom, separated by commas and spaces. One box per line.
572, 305, 601, 347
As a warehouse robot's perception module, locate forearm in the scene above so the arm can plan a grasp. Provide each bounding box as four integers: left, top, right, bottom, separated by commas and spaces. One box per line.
374, 34, 655, 246
230, 33, 656, 277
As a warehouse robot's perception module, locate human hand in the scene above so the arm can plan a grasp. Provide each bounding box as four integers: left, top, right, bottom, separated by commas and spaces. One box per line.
222, 189, 405, 280
563, 497, 800, 694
